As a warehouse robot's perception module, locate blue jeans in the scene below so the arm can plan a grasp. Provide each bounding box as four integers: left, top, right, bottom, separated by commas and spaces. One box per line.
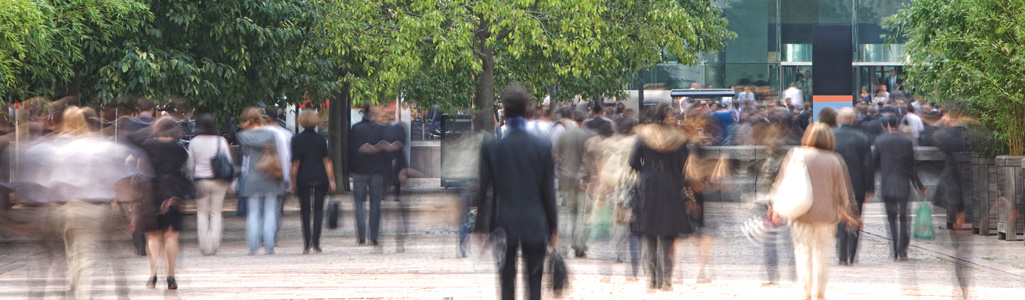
352, 173, 385, 243
246, 194, 280, 253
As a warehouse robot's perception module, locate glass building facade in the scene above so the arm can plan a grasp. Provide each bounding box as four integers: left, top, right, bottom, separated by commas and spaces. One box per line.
643, 0, 910, 103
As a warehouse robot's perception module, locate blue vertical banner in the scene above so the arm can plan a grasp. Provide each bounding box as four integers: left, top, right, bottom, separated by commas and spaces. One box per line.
811, 25, 853, 121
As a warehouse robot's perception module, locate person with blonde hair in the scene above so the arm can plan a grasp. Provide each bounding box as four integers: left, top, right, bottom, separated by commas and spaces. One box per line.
771, 122, 861, 300
290, 110, 336, 253
236, 107, 287, 254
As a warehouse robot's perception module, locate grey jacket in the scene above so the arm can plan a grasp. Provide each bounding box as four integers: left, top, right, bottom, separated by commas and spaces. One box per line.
237, 129, 286, 197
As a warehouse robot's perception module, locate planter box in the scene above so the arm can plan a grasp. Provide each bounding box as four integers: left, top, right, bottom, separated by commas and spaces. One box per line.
970, 155, 1000, 235
995, 156, 1025, 241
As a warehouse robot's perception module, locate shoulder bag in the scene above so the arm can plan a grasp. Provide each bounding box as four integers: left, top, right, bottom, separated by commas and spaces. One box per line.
211, 137, 235, 182
770, 147, 814, 220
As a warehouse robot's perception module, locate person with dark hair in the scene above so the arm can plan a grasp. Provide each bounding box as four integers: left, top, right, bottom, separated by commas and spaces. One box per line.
290, 111, 337, 254
818, 107, 838, 128
474, 84, 558, 300
903, 103, 924, 140
630, 103, 695, 291
348, 103, 390, 246
554, 106, 596, 258
139, 117, 190, 289
187, 115, 232, 256
873, 114, 926, 261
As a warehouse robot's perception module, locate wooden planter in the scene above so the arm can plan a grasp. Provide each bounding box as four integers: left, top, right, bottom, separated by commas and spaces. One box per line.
969, 155, 1000, 235
994, 156, 1025, 241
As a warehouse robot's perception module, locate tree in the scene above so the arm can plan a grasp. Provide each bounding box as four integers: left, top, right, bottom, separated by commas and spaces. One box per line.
0, 0, 149, 100
344, 0, 734, 131
85, 0, 328, 118
891, 0, 1025, 155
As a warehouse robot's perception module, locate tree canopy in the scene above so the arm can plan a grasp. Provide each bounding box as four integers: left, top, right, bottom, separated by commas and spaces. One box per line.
2, 0, 734, 128
891, 0, 1025, 155
370, 0, 735, 130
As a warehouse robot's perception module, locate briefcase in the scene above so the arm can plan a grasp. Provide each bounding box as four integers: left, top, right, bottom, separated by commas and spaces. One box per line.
327, 194, 340, 229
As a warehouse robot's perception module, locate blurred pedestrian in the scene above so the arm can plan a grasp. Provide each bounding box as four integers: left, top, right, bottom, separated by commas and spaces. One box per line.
553, 109, 595, 257
604, 118, 640, 279
770, 122, 861, 300
348, 103, 389, 246
188, 114, 232, 256
474, 84, 558, 300
139, 116, 191, 290
833, 108, 874, 265
630, 103, 695, 291
874, 116, 927, 261
237, 108, 287, 254
290, 111, 336, 254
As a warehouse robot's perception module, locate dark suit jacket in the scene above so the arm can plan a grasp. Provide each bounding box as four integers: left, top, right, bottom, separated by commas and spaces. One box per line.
474, 129, 558, 245
873, 132, 924, 201
834, 125, 874, 201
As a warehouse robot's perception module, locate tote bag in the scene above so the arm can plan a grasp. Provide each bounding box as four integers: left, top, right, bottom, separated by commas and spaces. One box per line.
771, 147, 814, 220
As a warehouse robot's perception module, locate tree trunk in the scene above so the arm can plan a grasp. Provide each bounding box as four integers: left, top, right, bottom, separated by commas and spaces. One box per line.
329, 81, 351, 192
474, 46, 496, 132
53, 65, 83, 100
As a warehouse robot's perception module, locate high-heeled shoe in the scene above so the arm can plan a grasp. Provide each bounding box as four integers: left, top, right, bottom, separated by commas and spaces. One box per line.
146, 276, 157, 289
167, 276, 178, 290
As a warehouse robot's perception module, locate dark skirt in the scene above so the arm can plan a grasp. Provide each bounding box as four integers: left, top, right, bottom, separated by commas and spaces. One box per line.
154, 209, 184, 232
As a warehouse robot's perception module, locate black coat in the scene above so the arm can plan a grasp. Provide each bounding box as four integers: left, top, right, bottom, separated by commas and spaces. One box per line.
474, 130, 558, 245
629, 130, 693, 236
834, 125, 874, 201
873, 132, 924, 201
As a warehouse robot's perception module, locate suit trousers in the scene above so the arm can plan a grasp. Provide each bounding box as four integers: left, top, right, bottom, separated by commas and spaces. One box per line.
352, 173, 385, 243
195, 179, 229, 255
884, 198, 911, 258
791, 221, 835, 299
836, 198, 864, 263
298, 183, 328, 249
499, 236, 546, 300
642, 235, 675, 288
560, 188, 590, 252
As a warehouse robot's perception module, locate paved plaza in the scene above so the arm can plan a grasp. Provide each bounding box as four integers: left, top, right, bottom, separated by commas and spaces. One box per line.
1, 192, 1024, 299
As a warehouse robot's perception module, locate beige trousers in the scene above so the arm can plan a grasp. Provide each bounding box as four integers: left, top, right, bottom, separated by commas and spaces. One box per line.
195, 180, 229, 255
61, 201, 112, 299
791, 221, 836, 299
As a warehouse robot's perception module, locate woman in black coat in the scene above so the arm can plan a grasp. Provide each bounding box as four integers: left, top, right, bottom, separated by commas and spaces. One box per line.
629, 103, 694, 291
139, 117, 190, 290
289, 111, 336, 254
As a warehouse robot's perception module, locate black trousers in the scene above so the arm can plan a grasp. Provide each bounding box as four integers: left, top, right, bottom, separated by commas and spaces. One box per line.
837, 197, 865, 263
500, 236, 546, 300
642, 235, 676, 288
298, 183, 328, 249
884, 198, 911, 258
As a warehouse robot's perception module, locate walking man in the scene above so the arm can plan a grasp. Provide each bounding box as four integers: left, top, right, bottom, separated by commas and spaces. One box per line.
475, 84, 558, 300
553, 109, 594, 257
348, 103, 389, 246
873, 115, 926, 261
834, 108, 874, 264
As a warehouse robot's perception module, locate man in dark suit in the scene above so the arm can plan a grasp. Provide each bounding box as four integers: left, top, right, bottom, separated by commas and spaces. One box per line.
475, 84, 558, 300
873, 115, 926, 261
834, 108, 875, 265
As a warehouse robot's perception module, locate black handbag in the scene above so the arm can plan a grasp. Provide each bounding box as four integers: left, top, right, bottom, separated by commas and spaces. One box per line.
211, 138, 235, 182
548, 249, 569, 296
327, 194, 340, 229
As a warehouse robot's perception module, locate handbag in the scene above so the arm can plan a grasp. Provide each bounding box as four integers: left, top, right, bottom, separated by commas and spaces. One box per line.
548, 249, 569, 296
770, 147, 814, 220
211, 138, 235, 182
913, 197, 935, 240
256, 144, 284, 181
326, 193, 341, 229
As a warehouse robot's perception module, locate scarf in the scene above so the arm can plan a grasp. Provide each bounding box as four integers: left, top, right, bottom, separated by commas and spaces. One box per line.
506, 116, 526, 131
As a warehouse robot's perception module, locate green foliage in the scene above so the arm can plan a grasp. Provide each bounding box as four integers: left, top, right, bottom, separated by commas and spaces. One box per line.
334, 0, 734, 129
890, 0, 1025, 155
87, 0, 327, 119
